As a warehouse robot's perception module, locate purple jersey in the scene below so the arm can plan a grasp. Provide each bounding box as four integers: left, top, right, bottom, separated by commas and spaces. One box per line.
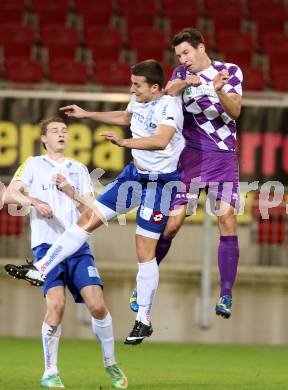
171, 60, 243, 152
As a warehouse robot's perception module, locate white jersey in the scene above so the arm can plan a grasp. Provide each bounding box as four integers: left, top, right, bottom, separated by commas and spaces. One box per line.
127, 94, 184, 173
12, 155, 93, 248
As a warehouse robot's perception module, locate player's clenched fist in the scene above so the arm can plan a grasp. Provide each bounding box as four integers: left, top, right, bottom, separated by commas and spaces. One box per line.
213, 70, 230, 92
185, 75, 202, 87
59, 104, 88, 118
30, 197, 53, 219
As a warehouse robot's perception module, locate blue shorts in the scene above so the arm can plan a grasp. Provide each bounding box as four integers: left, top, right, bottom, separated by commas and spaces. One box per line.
32, 242, 103, 303
97, 162, 180, 235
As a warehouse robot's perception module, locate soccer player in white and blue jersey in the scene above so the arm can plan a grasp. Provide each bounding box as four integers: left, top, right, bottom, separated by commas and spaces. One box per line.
5, 118, 127, 389
6, 60, 184, 345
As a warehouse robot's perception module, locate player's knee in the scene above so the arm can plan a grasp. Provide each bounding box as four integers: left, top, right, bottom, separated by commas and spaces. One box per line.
164, 221, 180, 238
218, 211, 236, 235
78, 208, 93, 227
89, 301, 107, 318
48, 297, 65, 317
136, 246, 156, 262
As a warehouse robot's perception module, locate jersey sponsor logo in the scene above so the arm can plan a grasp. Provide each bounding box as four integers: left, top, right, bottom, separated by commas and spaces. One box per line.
41, 183, 80, 192
87, 266, 100, 278
139, 205, 153, 221
150, 210, 164, 224
69, 172, 79, 178
185, 85, 217, 99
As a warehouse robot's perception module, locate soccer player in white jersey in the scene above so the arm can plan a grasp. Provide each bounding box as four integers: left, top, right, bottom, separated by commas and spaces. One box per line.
137, 28, 242, 319
4, 118, 128, 389
5, 60, 184, 345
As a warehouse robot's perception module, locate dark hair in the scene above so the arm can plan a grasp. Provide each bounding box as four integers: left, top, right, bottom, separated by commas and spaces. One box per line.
172, 28, 205, 49
131, 60, 164, 89
40, 117, 66, 149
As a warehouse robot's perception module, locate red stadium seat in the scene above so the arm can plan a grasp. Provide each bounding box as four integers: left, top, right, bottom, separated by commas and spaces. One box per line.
161, 63, 175, 84
270, 66, 288, 92
85, 26, 123, 63
120, 0, 157, 29
205, 0, 243, 32
129, 27, 167, 62
216, 31, 254, 53
0, 206, 23, 236
267, 49, 288, 70
248, 0, 287, 36
119, 0, 156, 13
40, 25, 79, 63
31, 0, 69, 28
75, 0, 114, 13
50, 60, 88, 85
0, 25, 34, 60
242, 67, 266, 91
4, 59, 43, 83
76, 1, 114, 28
93, 62, 131, 87
205, 0, 243, 14
216, 31, 255, 66
163, 0, 200, 34
40, 25, 79, 47
84, 26, 122, 50
259, 32, 288, 54
248, 0, 286, 19
0, 1, 25, 24
223, 50, 253, 69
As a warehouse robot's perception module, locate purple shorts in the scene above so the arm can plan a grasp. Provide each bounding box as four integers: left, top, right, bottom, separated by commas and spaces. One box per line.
172, 146, 240, 213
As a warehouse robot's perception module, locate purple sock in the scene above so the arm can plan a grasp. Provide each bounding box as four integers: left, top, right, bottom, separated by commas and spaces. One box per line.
218, 235, 239, 297
155, 234, 172, 265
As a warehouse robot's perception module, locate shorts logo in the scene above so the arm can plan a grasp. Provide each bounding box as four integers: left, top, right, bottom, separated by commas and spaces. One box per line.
139, 206, 153, 221
151, 210, 164, 224
232, 193, 238, 200
176, 193, 198, 199
87, 266, 100, 278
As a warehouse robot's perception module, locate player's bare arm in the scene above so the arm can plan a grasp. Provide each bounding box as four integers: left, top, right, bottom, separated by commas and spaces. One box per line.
4, 181, 53, 218
52, 173, 94, 213
101, 124, 176, 150
165, 75, 202, 96
213, 70, 242, 119
59, 104, 132, 126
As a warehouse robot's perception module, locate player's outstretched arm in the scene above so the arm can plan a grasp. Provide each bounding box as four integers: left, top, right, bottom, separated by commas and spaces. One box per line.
59, 104, 132, 126
101, 124, 176, 150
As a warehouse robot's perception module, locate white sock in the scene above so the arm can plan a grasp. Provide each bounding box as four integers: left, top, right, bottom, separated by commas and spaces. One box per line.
136, 258, 159, 326
42, 323, 62, 377
91, 313, 116, 367
35, 224, 88, 275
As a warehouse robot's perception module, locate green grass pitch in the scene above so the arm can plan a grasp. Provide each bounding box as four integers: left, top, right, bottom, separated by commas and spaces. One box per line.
0, 337, 287, 389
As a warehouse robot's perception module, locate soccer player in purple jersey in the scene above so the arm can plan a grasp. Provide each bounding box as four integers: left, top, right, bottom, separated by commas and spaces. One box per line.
130, 28, 242, 319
